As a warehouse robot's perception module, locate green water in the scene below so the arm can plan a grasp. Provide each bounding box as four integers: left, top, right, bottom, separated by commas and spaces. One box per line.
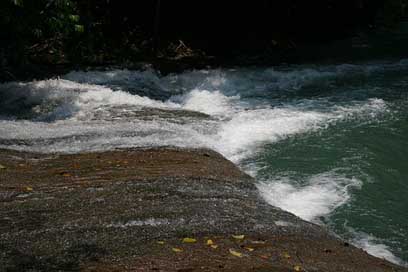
252, 63, 408, 264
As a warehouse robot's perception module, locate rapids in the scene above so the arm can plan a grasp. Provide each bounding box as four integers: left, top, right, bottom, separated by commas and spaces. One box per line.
1, 60, 407, 265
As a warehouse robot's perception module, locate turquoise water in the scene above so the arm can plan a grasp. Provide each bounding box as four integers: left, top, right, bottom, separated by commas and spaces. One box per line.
253, 63, 408, 264
0, 60, 407, 264
256, 95, 408, 264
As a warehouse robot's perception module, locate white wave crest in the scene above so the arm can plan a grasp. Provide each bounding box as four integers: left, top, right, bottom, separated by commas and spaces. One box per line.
0, 70, 389, 161
350, 230, 405, 266
257, 172, 362, 222
172, 89, 240, 116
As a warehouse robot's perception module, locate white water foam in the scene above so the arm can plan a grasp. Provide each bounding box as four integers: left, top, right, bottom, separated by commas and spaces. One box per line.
257, 172, 362, 222
257, 170, 405, 265
0, 66, 389, 158
0, 89, 386, 160
0, 79, 178, 122
171, 89, 240, 116
349, 229, 405, 266
62, 60, 408, 99
214, 108, 329, 162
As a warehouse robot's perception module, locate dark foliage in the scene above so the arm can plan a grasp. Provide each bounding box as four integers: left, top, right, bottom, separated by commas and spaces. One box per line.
0, 0, 407, 69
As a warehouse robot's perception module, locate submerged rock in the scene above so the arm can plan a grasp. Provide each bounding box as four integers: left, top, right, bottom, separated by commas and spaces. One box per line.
0, 148, 406, 271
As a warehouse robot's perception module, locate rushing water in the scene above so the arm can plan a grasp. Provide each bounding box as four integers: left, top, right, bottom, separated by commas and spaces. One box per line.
1, 60, 407, 265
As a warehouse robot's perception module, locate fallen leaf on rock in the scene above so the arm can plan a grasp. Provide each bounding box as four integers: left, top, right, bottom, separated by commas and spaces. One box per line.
0, 164, 6, 170
210, 245, 218, 249
157, 241, 165, 245
206, 239, 214, 245
229, 249, 243, 257
182, 237, 197, 243
25, 187, 33, 192
172, 247, 183, 253
232, 235, 245, 240
294, 265, 302, 271
244, 247, 255, 252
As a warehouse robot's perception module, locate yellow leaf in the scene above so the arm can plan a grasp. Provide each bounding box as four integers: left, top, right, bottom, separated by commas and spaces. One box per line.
25, 187, 33, 192
0, 164, 6, 170
210, 245, 218, 249
182, 237, 197, 243
206, 239, 214, 245
156, 241, 165, 245
294, 265, 302, 271
283, 252, 291, 259
229, 249, 243, 257
244, 247, 255, 252
232, 235, 245, 240
172, 247, 183, 253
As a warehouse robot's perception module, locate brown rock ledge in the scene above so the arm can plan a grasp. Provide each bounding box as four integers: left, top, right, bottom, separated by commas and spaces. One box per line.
0, 148, 406, 272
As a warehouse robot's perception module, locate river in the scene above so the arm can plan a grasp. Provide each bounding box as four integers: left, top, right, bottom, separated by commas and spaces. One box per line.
1, 59, 407, 265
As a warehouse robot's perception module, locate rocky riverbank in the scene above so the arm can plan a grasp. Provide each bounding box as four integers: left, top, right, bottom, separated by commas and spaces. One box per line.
0, 147, 406, 271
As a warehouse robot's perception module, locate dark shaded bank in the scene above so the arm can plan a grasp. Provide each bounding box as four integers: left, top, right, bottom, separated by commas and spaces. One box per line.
0, 148, 406, 271
2, 0, 408, 83
3, 19, 408, 83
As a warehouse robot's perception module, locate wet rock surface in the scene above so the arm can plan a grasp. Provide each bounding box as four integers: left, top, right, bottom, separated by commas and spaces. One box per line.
0, 148, 406, 271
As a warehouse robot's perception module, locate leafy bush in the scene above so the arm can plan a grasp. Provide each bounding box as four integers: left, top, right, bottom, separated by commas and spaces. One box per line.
0, 0, 83, 65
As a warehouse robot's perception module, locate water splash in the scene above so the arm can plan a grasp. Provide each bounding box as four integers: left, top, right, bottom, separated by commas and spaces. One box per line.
257, 172, 362, 222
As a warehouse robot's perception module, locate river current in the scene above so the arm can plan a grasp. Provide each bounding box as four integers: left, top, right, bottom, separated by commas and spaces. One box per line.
1, 60, 407, 265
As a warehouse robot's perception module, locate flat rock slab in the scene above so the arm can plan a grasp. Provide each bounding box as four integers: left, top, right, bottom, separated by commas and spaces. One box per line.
0, 148, 406, 272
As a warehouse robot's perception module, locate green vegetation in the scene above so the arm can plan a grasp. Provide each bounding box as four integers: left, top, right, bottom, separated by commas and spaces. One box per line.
0, 0, 81, 65
1, 0, 408, 75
